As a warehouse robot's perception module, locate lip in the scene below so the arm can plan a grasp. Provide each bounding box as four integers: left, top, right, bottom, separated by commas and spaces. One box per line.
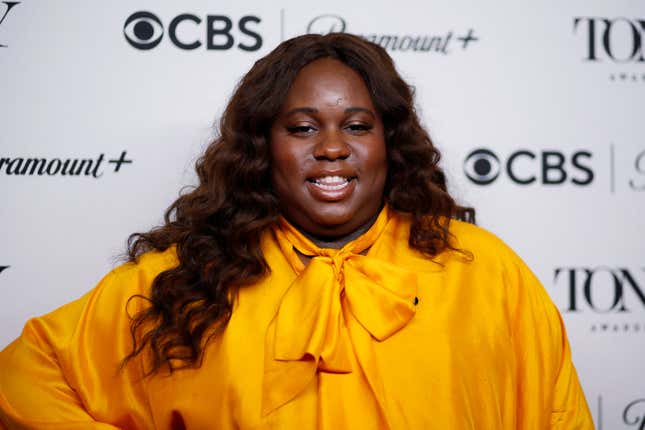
306, 176, 357, 202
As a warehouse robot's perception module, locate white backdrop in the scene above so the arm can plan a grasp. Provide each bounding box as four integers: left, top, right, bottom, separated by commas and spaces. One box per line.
1, 1, 644, 428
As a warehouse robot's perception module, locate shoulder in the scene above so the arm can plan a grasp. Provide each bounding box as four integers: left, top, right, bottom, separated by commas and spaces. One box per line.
23, 247, 180, 345
380, 212, 529, 282
447, 219, 524, 271
439, 219, 545, 310
387, 211, 524, 270
448, 220, 560, 325
35, 247, 179, 330
108, 246, 179, 290
76, 247, 181, 323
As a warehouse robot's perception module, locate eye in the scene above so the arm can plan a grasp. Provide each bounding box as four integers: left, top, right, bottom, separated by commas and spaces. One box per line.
286, 125, 317, 135
123, 12, 164, 50
345, 123, 373, 134
463, 148, 501, 185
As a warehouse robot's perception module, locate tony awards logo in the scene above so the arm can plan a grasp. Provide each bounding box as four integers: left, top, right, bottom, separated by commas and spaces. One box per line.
0, 1, 20, 48
574, 17, 645, 63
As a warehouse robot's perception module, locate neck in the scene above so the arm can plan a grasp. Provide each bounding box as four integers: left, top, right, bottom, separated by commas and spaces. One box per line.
300, 209, 382, 250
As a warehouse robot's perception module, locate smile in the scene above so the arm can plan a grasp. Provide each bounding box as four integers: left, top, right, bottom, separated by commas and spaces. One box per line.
306, 175, 357, 201
308, 175, 354, 191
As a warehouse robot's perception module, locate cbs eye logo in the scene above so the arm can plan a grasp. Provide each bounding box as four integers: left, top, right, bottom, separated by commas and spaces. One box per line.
124, 11, 163, 50
463, 149, 500, 185
123, 11, 262, 51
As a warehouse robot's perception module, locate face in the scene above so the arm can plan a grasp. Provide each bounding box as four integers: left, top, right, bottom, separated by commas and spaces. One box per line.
270, 58, 387, 243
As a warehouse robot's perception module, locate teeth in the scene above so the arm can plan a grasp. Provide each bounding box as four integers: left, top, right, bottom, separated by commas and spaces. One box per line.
312, 175, 351, 190
315, 175, 348, 185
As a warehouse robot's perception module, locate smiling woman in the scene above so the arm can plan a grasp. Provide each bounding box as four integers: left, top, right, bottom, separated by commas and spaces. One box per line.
270, 58, 388, 246
0, 34, 593, 429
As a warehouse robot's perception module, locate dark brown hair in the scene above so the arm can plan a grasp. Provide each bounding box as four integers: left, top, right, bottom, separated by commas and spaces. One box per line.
123, 33, 474, 374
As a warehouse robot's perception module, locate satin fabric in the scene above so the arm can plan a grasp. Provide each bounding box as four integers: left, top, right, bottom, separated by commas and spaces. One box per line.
263, 210, 418, 417
0, 207, 594, 429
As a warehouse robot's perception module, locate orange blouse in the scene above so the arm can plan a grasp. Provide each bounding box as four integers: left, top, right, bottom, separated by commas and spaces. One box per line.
0, 207, 593, 429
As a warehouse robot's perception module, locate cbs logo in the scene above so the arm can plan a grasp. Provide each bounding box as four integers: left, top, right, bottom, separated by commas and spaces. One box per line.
123, 11, 262, 51
463, 148, 594, 186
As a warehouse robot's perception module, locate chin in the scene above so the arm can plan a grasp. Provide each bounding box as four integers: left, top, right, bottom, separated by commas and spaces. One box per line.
310, 206, 374, 234
311, 211, 355, 231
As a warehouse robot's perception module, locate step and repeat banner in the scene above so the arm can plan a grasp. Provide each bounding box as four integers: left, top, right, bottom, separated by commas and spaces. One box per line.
1, 1, 643, 428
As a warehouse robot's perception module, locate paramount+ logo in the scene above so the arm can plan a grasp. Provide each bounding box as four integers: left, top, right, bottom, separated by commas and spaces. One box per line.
305, 14, 478, 55
623, 399, 645, 430
594, 396, 645, 430
463, 148, 593, 186
123, 11, 262, 51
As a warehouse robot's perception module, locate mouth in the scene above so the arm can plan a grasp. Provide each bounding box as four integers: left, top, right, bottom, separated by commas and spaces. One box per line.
307, 175, 356, 191
306, 175, 357, 201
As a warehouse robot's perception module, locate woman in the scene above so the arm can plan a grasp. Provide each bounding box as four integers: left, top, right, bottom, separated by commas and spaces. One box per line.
0, 34, 593, 429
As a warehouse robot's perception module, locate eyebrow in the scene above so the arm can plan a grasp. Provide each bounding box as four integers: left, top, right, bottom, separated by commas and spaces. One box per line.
282, 106, 376, 119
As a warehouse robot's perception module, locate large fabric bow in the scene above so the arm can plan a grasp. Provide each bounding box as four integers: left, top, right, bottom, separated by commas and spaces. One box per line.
262, 207, 419, 415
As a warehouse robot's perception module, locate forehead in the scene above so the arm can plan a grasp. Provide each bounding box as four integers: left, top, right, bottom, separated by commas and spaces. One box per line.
281, 58, 375, 109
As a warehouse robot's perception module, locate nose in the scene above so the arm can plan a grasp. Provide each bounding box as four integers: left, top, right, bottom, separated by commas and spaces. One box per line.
313, 129, 350, 161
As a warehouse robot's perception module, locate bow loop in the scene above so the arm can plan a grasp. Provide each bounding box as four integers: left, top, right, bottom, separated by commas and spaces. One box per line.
272, 258, 351, 367
343, 256, 418, 341
262, 206, 419, 416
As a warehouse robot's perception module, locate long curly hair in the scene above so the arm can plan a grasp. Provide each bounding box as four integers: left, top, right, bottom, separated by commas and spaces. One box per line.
123, 33, 475, 375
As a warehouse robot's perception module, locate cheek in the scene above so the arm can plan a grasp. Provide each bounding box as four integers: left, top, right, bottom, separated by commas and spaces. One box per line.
270, 143, 305, 187
365, 141, 388, 179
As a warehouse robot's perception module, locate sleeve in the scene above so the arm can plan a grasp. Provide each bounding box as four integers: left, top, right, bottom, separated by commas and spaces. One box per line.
0, 260, 163, 429
504, 252, 595, 430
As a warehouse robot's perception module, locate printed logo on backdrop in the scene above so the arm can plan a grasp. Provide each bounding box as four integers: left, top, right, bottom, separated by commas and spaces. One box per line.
123, 11, 262, 51
629, 148, 645, 191
574, 17, 645, 83
606, 144, 644, 194
594, 396, 645, 430
0, 266, 9, 274
463, 148, 594, 186
0, 151, 132, 178
305, 14, 478, 54
463, 145, 645, 193
554, 267, 645, 333
623, 398, 645, 430
0, 1, 20, 48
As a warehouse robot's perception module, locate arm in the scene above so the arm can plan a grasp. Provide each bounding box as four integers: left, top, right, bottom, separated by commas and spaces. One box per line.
506, 255, 594, 429
549, 313, 594, 429
0, 294, 122, 429
0, 256, 169, 429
